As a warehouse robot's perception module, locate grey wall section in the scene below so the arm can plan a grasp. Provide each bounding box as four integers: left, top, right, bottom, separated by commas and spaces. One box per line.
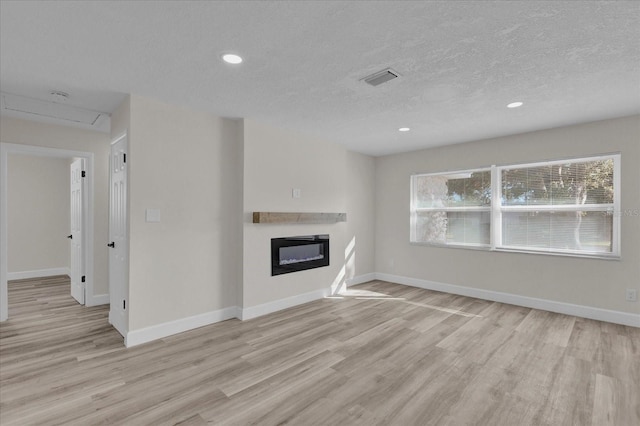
0, 116, 111, 296
125, 95, 243, 331
7, 155, 70, 273
346, 151, 376, 278
241, 120, 377, 309
242, 119, 348, 308
1, 96, 377, 336
116, 96, 376, 334
4, 98, 634, 335
375, 115, 640, 314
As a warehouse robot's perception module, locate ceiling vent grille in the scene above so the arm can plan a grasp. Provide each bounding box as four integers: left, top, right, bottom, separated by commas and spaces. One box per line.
362, 68, 400, 87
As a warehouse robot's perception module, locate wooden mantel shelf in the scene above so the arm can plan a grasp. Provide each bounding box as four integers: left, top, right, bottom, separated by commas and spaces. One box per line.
252, 212, 347, 224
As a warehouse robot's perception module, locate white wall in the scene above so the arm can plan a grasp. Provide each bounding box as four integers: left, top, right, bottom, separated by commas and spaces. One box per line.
7, 96, 634, 337
108, 96, 376, 344
125, 95, 242, 331
0, 95, 375, 340
113, 98, 376, 342
7, 154, 70, 275
242, 120, 376, 311
242, 120, 346, 308
375, 115, 640, 315
0, 116, 110, 296
346, 151, 376, 281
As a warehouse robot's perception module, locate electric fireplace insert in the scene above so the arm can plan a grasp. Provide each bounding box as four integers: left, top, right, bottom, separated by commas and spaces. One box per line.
271, 235, 329, 276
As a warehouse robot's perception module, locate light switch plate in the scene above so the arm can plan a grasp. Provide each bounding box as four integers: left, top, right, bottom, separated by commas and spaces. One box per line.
292, 188, 301, 198
146, 208, 161, 223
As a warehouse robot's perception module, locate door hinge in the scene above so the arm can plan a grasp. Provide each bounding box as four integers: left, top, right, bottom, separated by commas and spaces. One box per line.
81, 276, 86, 283
81, 171, 86, 178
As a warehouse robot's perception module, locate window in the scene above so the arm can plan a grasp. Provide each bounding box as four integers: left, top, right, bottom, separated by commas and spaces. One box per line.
410, 154, 620, 258
411, 169, 491, 247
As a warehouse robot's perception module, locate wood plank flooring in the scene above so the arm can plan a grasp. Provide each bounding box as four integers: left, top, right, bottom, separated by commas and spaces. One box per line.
1, 276, 638, 425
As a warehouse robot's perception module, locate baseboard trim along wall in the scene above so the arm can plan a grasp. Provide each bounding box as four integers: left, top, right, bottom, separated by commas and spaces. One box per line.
375, 272, 640, 328
239, 288, 330, 321
7, 267, 70, 281
123, 271, 637, 348
345, 273, 377, 287
126, 288, 338, 347
239, 273, 377, 321
125, 306, 238, 348
122, 274, 375, 348
87, 294, 109, 307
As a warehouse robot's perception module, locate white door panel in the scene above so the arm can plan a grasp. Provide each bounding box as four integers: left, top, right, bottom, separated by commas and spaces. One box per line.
70, 159, 84, 304
109, 136, 128, 337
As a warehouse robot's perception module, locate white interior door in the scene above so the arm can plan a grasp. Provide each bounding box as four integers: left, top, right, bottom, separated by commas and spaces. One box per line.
69, 158, 84, 304
108, 135, 128, 337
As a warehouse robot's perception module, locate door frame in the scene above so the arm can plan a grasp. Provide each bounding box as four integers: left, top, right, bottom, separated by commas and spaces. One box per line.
0, 142, 95, 321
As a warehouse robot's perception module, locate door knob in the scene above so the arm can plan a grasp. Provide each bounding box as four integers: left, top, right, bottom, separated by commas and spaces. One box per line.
67, 234, 73, 239
107, 242, 115, 248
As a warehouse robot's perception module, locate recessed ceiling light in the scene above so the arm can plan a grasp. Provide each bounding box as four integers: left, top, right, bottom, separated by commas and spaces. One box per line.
399, 127, 410, 132
507, 101, 523, 108
222, 54, 243, 64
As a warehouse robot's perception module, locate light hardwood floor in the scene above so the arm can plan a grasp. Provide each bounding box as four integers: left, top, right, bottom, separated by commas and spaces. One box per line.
1, 276, 638, 425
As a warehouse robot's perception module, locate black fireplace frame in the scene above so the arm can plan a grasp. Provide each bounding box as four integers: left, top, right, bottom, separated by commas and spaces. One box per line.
271, 235, 330, 276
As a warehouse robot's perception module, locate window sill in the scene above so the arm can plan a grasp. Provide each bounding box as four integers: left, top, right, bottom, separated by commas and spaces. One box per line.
410, 241, 620, 260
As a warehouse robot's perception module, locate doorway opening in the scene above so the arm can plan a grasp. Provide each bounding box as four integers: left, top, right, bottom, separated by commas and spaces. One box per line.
0, 143, 95, 321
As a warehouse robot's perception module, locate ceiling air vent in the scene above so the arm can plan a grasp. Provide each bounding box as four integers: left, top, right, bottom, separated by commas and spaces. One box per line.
362, 68, 400, 87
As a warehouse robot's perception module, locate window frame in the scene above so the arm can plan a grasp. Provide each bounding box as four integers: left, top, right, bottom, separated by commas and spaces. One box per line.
410, 153, 621, 259
410, 167, 492, 249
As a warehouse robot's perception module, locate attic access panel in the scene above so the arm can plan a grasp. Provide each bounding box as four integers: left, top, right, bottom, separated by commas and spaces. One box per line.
1, 92, 107, 126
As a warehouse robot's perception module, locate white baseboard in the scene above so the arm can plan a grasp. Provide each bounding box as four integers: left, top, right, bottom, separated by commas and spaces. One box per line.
346, 273, 376, 287
240, 288, 329, 321
125, 306, 238, 348
7, 267, 70, 281
87, 293, 109, 306
375, 273, 640, 328
122, 277, 376, 347
117, 270, 636, 348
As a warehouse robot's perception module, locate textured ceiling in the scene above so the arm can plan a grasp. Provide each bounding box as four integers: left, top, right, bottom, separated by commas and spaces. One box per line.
1, 1, 639, 156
